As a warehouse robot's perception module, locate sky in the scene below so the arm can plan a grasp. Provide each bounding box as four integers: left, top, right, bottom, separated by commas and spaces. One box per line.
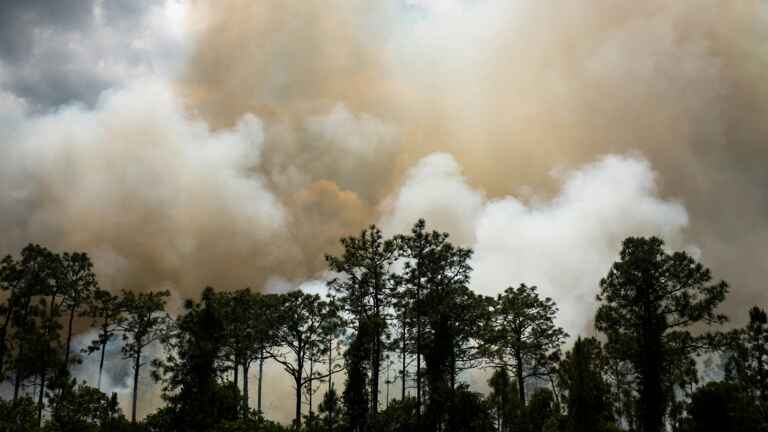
1, 0, 768, 422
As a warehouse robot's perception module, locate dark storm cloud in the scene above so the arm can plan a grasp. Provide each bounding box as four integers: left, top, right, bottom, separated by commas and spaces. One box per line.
0, 0, 90, 61
0, 0, 162, 107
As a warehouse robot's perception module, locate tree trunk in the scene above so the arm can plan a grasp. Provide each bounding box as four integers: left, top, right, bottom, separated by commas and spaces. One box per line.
12, 299, 31, 402
548, 374, 561, 407
371, 332, 381, 415
13, 341, 24, 402
450, 349, 457, 390
131, 345, 141, 423
328, 338, 334, 393
0, 308, 13, 376
515, 350, 526, 406
243, 360, 250, 415
309, 358, 314, 417
401, 317, 407, 400
637, 285, 664, 432
294, 375, 303, 428
37, 370, 46, 426
64, 307, 75, 369
371, 273, 382, 417
97, 340, 107, 391
258, 351, 265, 414
416, 283, 422, 416
234, 355, 239, 390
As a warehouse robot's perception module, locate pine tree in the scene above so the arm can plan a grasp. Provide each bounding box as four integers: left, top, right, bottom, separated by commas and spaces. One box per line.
595, 237, 728, 432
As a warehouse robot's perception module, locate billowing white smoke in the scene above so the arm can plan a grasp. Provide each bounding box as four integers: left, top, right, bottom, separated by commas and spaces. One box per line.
381, 152, 690, 336
0, 79, 286, 291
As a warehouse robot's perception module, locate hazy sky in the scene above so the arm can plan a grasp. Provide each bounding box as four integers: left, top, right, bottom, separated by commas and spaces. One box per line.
1, 0, 767, 421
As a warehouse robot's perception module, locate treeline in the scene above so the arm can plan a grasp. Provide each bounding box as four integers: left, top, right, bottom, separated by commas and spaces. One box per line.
0, 220, 766, 432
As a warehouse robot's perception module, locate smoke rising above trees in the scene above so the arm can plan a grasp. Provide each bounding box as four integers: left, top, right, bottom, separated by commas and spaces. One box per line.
1, 0, 768, 424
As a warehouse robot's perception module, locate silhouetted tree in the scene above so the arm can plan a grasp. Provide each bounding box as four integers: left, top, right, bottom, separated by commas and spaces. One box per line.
318, 388, 343, 432
270, 291, 337, 428
444, 384, 495, 432
46, 378, 126, 432
344, 317, 374, 432
725, 306, 768, 414
682, 381, 768, 432
525, 388, 557, 432
595, 236, 728, 432
83, 288, 123, 391
153, 287, 240, 431
0, 396, 38, 431
487, 368, 523, 432
217, 289, 283, 415
118, 289, 170, 423
559, 337, 614, 432
488, 283, 567, 406
58, 252, 98, 371
326, 225, 398, 418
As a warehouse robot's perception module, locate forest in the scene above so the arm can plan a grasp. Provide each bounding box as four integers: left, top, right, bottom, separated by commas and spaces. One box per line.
0, 219, 765, 432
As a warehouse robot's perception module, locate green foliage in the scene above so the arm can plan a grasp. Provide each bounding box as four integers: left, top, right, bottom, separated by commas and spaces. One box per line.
44, 380, 126, 432
0, 396, 38, 432
681, 381, 768, 432
317, 388, 343, 432
211, 415, 290, 432
595, 237, 728, 432
443, 385, 496, 432
370, 397, 418, 432
525, 388, 557, 432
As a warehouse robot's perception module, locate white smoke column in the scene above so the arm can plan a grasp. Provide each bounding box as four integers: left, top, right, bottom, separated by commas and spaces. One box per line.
381, 153, 690, 337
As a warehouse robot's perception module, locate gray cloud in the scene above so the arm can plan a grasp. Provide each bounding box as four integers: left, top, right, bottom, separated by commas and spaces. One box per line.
0, 0, 185, 108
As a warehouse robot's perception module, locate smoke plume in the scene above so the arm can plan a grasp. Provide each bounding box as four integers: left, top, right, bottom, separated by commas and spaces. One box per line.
2, 0, 768, 422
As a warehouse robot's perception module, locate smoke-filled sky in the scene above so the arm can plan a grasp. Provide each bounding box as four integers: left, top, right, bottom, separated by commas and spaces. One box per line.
2, 0, 768, 421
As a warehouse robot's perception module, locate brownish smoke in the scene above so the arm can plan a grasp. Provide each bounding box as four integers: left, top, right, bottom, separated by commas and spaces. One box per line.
181, 0, 768, 320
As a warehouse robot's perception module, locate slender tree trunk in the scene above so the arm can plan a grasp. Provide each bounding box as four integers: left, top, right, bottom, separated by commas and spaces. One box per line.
309, 358, 314, 418
97, 340, 106, 391
386, 359, 390, 409
371, 279, 381, 416
37, 370, 46, 426
131, 345, 141, 423
450, 349, 456, 390
234, 355, 239, 389
401, 317, 406, 400
328, 338, 333, 393
371, 336, 380, 415
416, 284, 422, 416
0, 309, 13, 376
639, 287, 664, 432
294, 375, 302, 429
515, 350, 525, 406
12, 300, 31, 402
258, 351, 265, 414
13, 340, 25, 402
64, 307, 75, 369
548, 374, 561, 407
497, 393, 502, 432
243, 360, 250, 415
